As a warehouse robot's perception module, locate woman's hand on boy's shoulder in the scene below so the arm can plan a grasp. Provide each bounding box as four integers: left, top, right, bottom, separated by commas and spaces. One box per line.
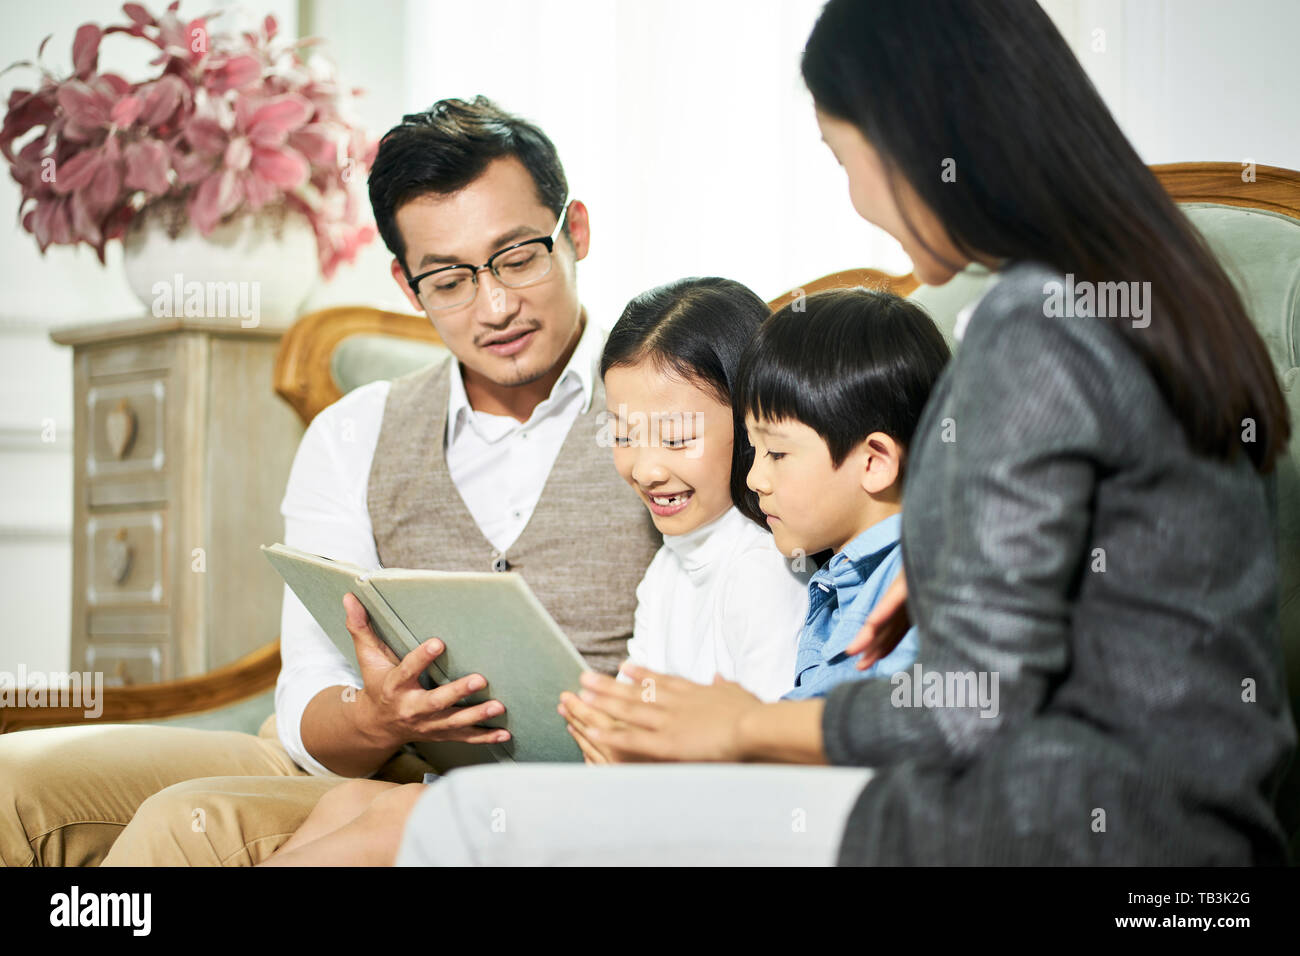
844, 570, 910, 668
572, 664, 764, 762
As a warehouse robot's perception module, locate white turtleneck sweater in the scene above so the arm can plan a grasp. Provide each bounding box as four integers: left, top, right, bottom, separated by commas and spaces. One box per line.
618, 506, 811, 702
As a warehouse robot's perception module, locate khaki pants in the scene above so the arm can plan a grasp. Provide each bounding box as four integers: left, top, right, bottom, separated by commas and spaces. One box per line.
0, 714, 431, 867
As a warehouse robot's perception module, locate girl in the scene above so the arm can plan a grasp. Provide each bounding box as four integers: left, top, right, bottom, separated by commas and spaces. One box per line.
395, 0, 1293, 866
564, 277, 812, 760
260, 277, 809, 862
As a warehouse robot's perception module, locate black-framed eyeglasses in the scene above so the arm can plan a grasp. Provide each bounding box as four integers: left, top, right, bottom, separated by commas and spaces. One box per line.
405, 198, 571, 311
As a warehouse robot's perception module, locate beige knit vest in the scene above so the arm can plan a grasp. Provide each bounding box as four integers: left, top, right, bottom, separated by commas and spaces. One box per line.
367, 355, 661, 675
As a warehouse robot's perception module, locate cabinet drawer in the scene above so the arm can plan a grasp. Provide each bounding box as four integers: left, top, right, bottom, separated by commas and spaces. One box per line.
86, 377, 168, 506
84, 641, 169, 686
85, 509, 168, 608
87, 337, 173, 378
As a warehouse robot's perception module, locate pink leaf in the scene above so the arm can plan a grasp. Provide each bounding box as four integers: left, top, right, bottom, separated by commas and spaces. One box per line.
137, 75, 184, 127
26, 202, 53, 250
110, 96, 143, 128
249, 145, 308, 189
69, 191, 102, 246
245, 94, 312, 146
171, 148, 213, 185
0, 90, 56, 161
56, 81, 111, 129
288, 125, 337, 164
184, 18, 209, 62
48, 198, 73, 246
72, 24, 102, 79
86, 147, 122, 210
123, 139, 170, 194
123, 3, 153, 26
242, 170, 279, 208
185, 117, 226, 156
264, 15, 278, 40
223, 137, 251, 171
208, 54, 262, 94
97, 74, 132, 97
190, 168, 241, 234
49, 148, 105, 195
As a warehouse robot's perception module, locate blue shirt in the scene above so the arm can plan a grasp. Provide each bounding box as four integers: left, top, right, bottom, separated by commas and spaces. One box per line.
780, 513, 918, 700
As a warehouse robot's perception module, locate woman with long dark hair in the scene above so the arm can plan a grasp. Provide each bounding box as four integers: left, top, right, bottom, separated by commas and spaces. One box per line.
396, 0, 1295, 865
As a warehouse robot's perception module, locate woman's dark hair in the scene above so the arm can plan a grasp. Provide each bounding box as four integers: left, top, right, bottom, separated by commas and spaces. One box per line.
368, 96, 570, 270
802, 0, 1289, 473
601, 277, 771, 529
738, 287, 950, 474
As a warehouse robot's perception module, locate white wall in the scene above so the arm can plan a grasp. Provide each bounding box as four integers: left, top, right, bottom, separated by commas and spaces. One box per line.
1044, 0, 1299, 168
2, 0, 1297, 676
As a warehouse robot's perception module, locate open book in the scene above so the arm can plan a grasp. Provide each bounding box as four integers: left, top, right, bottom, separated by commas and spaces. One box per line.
261, 543, 587, 770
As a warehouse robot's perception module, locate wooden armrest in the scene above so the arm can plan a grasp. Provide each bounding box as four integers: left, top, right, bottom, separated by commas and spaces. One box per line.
766, 267, 919, 311
274, 306, 444, 425
0, 641, 280, 733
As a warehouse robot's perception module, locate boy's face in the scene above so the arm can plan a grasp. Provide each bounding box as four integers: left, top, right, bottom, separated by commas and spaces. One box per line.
744, 413, 872, 558
390, 155, 589, 390
604, 362, 735, 536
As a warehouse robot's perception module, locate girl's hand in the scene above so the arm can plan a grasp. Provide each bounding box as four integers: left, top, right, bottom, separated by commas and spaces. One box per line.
843, 569, 909, 669
558, 691, 620, 764
574, 663, 764, 762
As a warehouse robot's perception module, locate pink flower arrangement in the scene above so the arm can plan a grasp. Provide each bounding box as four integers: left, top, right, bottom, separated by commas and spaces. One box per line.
1, 2, 377, 277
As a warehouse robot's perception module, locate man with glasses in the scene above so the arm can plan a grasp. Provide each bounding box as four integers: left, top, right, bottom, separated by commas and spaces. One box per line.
0, 97, 661, 867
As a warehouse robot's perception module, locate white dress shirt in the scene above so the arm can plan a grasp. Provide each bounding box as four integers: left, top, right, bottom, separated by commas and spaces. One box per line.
620, 506, 811, 702
275, 316, 604, 776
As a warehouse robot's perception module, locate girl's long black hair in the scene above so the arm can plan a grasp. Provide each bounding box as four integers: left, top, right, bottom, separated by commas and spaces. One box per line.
802, 0, 1289, 473
601, 277, 769, 529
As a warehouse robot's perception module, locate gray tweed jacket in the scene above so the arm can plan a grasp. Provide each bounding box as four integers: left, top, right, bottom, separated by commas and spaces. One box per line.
822, 260, 1296, 864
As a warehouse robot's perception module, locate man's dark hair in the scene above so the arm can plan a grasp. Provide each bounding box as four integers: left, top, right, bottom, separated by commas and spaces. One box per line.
368, 96, 570, 270
737, 288, 951, 473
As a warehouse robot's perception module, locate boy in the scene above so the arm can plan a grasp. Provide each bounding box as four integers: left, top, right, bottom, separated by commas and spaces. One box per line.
738, 287, 950, 699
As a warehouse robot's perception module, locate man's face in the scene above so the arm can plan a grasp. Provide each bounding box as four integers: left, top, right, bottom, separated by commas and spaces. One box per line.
391, 155, 589, 388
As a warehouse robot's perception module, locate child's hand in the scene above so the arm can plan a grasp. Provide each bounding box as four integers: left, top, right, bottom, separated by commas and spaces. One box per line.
572, 664, 763, 762
844, 569, 910, 669
558, 691, 621, 764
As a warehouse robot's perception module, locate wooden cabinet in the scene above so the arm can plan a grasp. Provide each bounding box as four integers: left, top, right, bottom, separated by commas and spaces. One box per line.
50, 316, 304, 684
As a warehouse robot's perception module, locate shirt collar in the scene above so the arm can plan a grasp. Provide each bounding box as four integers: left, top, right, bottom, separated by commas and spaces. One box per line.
661, 506, 749, 575
446, 308, 601, 443
820, 512, 902, 588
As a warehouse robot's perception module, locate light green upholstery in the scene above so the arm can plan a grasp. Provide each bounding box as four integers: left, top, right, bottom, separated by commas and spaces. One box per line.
331, 333, 449, 394
133, 689, 276, 735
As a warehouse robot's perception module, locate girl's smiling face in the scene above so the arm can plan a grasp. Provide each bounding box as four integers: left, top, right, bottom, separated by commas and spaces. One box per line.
603, 359, 736, 535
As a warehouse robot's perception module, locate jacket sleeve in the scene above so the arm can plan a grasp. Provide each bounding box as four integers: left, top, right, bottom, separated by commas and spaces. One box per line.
820, 279, 1126, 769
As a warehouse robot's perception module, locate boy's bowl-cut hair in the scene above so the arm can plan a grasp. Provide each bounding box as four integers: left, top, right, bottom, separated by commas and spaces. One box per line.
738, 287, 951, 472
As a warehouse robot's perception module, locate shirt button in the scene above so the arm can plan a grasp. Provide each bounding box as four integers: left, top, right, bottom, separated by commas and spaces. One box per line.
492, 554, 510, 572
512, 509, 522, 519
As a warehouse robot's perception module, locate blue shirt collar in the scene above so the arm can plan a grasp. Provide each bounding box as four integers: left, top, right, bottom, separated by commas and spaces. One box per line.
821, 512, 902, 587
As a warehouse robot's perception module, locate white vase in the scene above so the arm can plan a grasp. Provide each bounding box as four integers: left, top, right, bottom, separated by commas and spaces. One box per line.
122, 199, 318, 329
